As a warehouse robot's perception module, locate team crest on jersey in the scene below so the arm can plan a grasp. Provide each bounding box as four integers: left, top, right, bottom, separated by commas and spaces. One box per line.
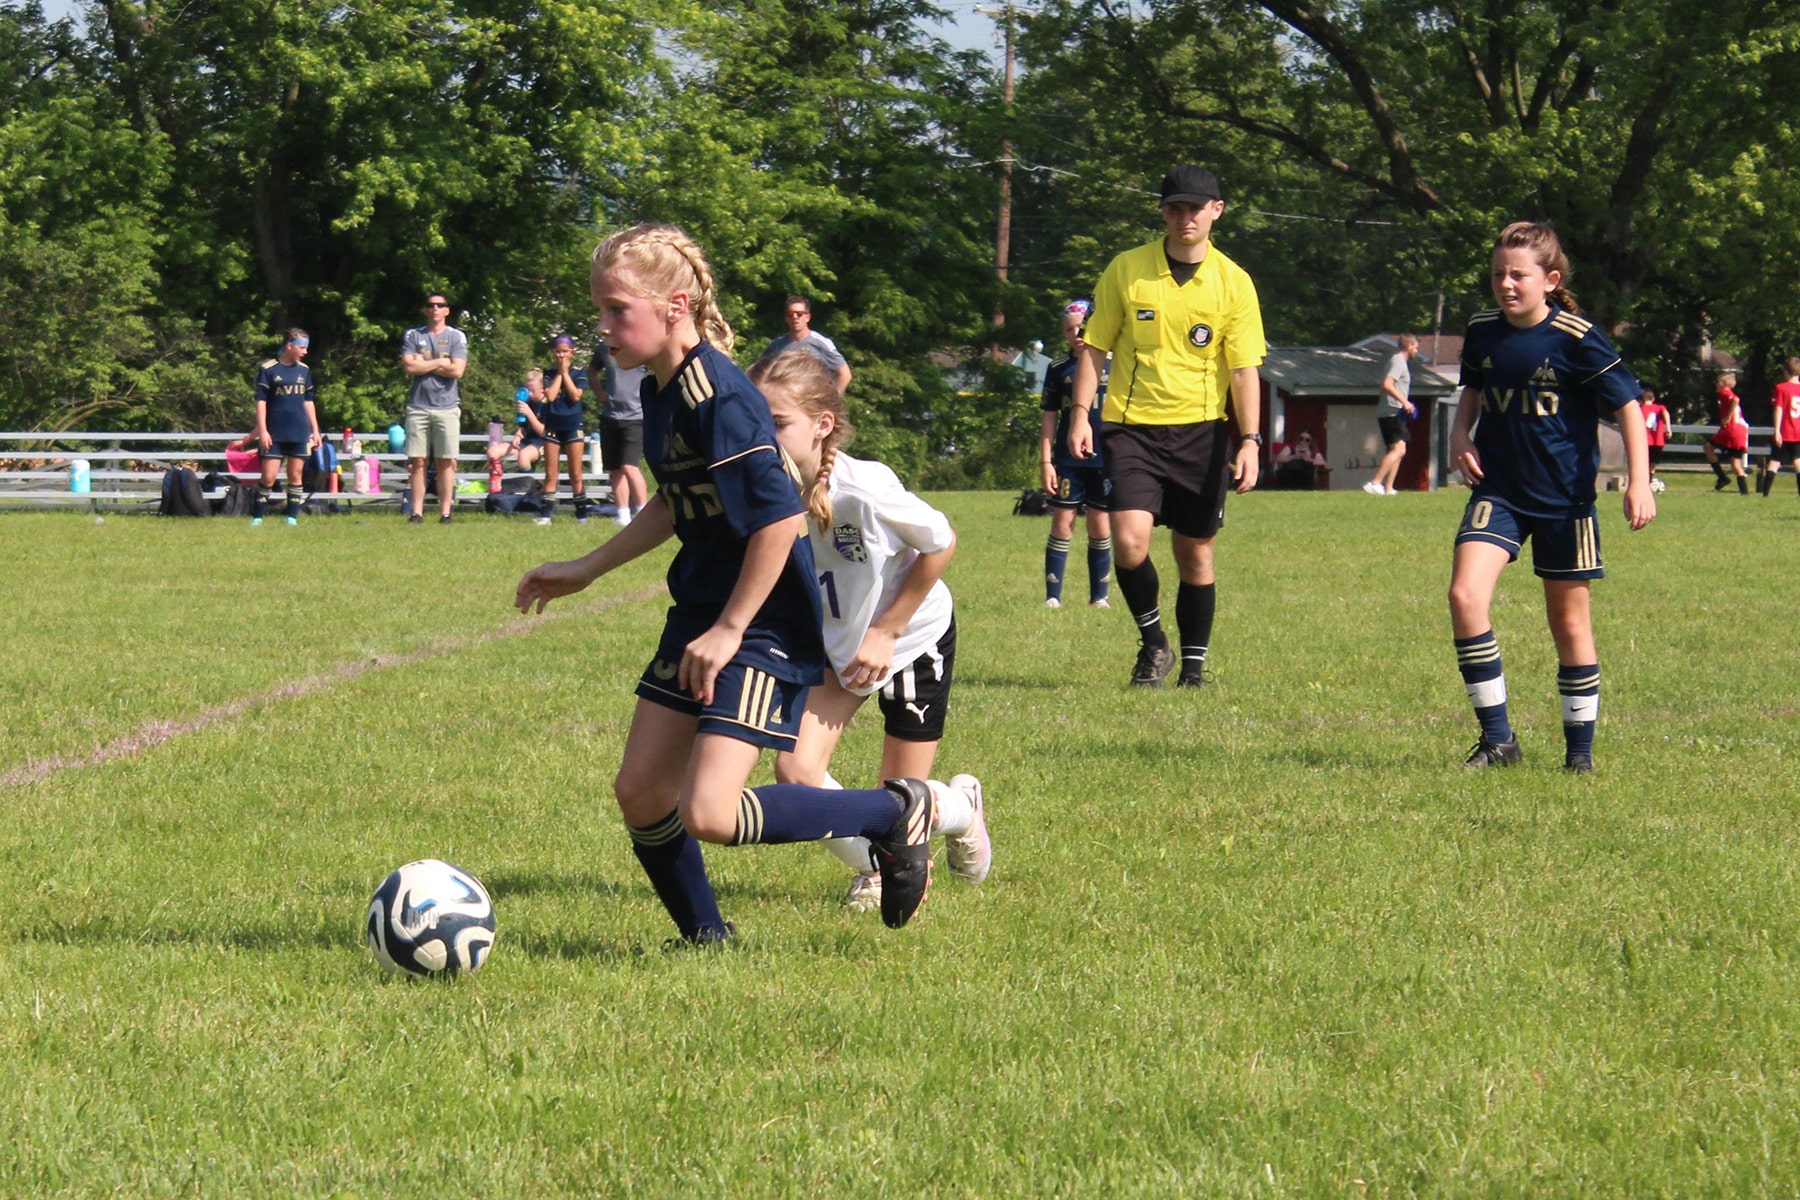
831, 523, 867, 563
1531, 360, 1560, 386
1188, 323, 1214, 348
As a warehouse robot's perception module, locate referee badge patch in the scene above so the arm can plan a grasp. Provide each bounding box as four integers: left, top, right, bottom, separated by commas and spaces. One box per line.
1136, 309, 1156, 321
832, 523, 867, 563
1188, 323, 1214, 348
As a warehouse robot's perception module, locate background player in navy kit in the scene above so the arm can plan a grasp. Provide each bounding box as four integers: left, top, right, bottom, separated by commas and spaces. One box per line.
515, 223, 936, 939
1448, 221, 1655, 774
1039, 300, 1112, 609
538, 333, 591, 521
251, 328, 322, 526
751, 351, 991, 912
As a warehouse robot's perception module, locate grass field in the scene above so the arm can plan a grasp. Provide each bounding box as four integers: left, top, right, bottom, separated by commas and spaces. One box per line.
2, 476, 1798, 1198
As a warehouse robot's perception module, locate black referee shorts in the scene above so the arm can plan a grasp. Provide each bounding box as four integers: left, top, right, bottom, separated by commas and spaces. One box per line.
1100, 420, 1233, 540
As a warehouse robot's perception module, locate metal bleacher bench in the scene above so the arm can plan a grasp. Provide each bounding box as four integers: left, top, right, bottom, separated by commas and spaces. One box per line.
0, 431, 611, 510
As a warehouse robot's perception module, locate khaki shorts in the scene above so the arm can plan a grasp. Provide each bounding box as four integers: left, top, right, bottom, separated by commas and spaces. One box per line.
406, 406, 461, 461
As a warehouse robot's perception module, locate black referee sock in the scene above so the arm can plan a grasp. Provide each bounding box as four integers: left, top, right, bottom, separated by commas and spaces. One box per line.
1175, 581, 1216, 677
1116, 559, 1166, 648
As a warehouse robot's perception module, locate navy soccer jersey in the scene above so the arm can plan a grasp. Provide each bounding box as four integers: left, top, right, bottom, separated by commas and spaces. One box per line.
643, 343, 825, 686
1041, 353, 1107, 471
541, 364, 588, 432
254, 360, 316, 443
1459, 305, 1641, 516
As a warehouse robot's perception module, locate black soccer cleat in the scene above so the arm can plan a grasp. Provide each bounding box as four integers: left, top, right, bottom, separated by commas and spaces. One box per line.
1464, 736, 1523, 768
663, 921, 737, 951
1175, 667, 1212, 689
1130, 643, 1177, 688
871, 778, 935, 929
1563, 753, 1595, 774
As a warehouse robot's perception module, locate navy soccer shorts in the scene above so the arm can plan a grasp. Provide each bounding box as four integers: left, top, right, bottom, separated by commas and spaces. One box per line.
542, 427, 586, 448
1456, 495, 1603, 581
636, 655, 808, 751
260, 441, 310, 461
1049, 464, 1112, 513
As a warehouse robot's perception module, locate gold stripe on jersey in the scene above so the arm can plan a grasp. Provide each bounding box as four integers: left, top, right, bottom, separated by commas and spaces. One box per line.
678, 359, 716, 409
711, 445, 777, 470
734, 788, 765, 845
1575, 515, 1598, 571
1551, 311, 1594, 338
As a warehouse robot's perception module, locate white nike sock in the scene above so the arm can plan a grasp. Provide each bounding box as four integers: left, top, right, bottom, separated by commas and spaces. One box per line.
818, 772, 876, 873
930, 778, 973, 838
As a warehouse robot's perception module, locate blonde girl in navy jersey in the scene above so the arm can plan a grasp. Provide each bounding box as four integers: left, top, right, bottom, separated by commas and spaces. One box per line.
1448, 221, 1655, 773
748, 352, 992, 913
514, 224, 936, 938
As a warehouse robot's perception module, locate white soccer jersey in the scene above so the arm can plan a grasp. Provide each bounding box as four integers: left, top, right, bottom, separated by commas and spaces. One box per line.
808, 454, 954, 696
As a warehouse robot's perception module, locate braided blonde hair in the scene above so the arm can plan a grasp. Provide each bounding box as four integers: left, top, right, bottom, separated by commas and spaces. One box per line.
591, 223, 735, 355
748, 351, 852, 531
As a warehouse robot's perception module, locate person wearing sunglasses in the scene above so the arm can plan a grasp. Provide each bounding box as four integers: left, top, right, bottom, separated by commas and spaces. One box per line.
400, 293, 469, 524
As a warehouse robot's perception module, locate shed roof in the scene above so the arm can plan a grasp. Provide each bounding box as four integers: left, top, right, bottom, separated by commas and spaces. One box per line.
1261, 345, 1458, 399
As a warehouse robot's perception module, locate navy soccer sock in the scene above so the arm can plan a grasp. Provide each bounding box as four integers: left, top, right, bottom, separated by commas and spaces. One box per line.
1175, 581, 1216, 677
253, 486, 271, 519
730, 783, 901, 845
1558, 663, 1599, 760
1087, 536, 1113, 603
1455, 630, 1513, 744
1044, 534, 1070, 602
1116, 559, 1166, 647
285, 484, 302, 519
628, 811, 727, 941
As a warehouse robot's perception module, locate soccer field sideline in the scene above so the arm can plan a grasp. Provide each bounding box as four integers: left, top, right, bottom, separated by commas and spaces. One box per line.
2, 483, 1797, 1197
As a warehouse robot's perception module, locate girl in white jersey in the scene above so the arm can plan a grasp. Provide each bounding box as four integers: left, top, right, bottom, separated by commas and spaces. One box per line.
750, 352, 992, 911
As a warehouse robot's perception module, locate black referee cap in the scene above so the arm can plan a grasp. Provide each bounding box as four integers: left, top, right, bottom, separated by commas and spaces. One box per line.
1160, 165, 1222, 205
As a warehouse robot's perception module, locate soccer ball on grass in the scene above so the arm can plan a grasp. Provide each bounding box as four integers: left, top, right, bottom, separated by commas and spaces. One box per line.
366, 858, 496, 976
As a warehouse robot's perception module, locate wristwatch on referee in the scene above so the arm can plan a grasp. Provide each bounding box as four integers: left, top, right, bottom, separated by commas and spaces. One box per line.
1242, 432, 1264, 446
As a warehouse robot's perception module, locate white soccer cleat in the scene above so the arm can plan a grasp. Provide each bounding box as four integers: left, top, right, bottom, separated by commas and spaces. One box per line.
1044, 597, 1061, 609
1362, 481, 1383, 494
1090, 598, 1111, 608
944, 773, 991, 884
615, 509, 633, 527
842, 871, 882, 912
1385, 485, 1400, 495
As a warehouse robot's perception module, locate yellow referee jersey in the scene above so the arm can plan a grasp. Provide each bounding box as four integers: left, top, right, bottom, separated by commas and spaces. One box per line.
1085, 239, 1266, 426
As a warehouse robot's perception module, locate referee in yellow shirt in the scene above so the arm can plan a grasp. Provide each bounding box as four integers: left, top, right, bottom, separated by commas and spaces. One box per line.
1068, 165, 1267, 688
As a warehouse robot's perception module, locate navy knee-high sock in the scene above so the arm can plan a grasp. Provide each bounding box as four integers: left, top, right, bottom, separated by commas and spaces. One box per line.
1087, 536, 1113, 603
1044, 535, 1070, 602
1116, 559, 1166, 647
628, 811, 727, 941
284, 484, 303, 519
1455, 630, 1513, 743
253, 486, 272, 519
730, 783, 901, 845
1558, 663, 1599, 759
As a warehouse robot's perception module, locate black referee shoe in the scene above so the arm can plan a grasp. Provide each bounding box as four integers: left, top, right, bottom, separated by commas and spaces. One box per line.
1130, 643, 1176, 688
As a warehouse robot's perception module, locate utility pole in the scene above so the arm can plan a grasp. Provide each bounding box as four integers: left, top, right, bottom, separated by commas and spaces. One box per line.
977, 1, 1016, 354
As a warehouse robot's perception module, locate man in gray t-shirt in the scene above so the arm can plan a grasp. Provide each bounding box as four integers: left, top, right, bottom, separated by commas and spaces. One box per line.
400, 292, 468, 523
759, 294, 852, 396
1366, 332, 1418, 496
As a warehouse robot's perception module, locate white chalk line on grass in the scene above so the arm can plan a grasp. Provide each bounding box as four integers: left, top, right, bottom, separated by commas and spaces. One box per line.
1, 585, 666, 789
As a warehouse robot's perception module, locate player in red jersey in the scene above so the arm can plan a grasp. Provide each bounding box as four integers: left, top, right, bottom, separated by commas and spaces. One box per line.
1704, 370, 1750, 493
1638, 387, 1670, 493
1759, 358, 1800, 497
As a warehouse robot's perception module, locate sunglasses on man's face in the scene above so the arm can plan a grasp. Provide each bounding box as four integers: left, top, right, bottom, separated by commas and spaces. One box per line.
426, 301, 449, 309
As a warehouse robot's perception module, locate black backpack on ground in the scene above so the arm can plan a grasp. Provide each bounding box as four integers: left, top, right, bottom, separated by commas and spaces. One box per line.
1012, 487, 1051, 516
159, 466, 209, 517
202, 471, 257, 517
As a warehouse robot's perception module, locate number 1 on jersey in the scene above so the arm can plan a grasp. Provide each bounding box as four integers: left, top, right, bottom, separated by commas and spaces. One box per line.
819, 570, 841, 620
